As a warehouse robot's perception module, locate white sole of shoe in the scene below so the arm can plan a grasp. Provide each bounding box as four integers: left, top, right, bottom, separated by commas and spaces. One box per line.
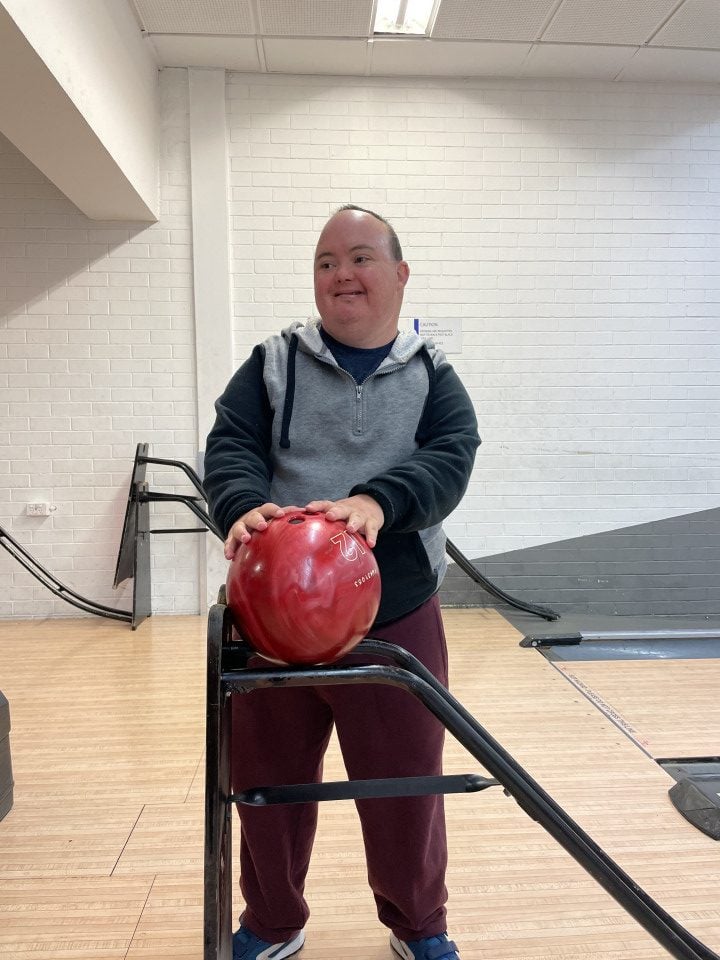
389, 934, 413, 959
259, 930, 305, 960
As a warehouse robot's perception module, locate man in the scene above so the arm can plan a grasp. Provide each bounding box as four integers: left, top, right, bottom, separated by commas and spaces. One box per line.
204, 205, 480, 960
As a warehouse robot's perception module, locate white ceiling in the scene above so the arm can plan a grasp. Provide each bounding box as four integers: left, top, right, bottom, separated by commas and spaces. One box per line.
129, 0, 720, 83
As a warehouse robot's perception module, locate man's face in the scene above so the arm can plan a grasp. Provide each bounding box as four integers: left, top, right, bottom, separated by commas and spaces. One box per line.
313, 210, 409, 348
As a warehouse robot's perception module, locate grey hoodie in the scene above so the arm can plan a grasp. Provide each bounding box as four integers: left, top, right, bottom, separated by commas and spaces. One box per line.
204, 320, 480, 624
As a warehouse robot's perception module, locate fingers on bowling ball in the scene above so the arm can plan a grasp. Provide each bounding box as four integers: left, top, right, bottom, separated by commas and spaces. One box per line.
225, 510, 381, 665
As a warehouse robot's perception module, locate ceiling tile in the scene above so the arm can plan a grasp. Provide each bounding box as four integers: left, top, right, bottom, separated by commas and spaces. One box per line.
431, 0, 560, 41
149, 35, 261, 68
521, 42, 637, 79
257, 0, 373, 37
617, 46, 720, 81
542, 0, 680, 45
131, 0, 720, 83
263, 38, 369, 73
133, 0, 255, 34
651, 0, 720, 49
370, 39, 532, 76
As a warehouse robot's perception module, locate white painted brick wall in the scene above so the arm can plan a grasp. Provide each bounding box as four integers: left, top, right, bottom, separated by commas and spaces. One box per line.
226, 74, 720, 560
0, 69, 199, 618
2, 69, 720, 619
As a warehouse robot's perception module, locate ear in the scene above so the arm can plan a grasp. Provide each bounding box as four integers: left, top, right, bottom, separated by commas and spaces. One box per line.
397, 260, 410, 289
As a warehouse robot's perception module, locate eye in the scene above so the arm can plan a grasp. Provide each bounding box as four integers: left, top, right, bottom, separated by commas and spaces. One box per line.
317, 261, 334, 270
355, 255, 370, 263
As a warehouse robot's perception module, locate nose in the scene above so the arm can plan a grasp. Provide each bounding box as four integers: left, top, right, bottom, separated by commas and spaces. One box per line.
335, 258, 354, 282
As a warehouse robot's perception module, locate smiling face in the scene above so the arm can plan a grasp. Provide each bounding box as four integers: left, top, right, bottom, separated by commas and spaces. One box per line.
313, 209, 410, 348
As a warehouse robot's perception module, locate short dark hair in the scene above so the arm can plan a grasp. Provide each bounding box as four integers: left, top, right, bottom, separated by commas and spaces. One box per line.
335, 204, 404, 261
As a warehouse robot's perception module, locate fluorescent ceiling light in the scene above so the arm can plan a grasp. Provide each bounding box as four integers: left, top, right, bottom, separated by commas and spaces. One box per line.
373, 0, 435, 35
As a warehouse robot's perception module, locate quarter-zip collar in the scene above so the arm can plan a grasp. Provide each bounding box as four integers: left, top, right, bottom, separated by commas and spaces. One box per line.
277, 320, 432, 449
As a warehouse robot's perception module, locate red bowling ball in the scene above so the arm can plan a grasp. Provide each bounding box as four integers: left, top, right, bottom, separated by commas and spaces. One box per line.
226, 510, 381, 665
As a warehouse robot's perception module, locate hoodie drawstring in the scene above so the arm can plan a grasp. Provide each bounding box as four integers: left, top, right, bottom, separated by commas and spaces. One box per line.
279, 334, 298, 448
415, 346, 436, 443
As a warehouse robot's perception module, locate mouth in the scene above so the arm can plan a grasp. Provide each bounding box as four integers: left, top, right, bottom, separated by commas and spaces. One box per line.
334, 290, 364, 298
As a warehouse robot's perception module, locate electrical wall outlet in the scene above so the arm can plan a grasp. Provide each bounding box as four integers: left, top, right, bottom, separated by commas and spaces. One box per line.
26, 502, 52, 517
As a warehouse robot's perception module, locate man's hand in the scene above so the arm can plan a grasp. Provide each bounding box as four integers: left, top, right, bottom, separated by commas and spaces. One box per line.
224, 503, 300, 559
304, 494, 384, 548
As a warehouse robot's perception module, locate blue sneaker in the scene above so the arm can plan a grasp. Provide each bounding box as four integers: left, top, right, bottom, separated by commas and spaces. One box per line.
390, 932, 460, 960
233, 925, 305, 960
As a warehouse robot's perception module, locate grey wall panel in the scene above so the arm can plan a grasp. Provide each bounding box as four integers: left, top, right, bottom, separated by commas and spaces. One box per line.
441, 507, 720, 618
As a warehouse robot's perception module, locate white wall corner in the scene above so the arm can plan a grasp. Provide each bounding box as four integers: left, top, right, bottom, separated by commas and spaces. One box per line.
0, 0, 160, 220
188, 66, 235, 610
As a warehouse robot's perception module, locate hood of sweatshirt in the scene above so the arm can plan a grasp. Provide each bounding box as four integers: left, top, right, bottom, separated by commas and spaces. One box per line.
276, 319, 435, 449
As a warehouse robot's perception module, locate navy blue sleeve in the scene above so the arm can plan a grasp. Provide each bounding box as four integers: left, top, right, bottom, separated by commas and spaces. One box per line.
203, 345, 274, 537
350, 361, 480, 532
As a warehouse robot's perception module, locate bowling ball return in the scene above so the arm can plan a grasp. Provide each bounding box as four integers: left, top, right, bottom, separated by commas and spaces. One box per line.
204, 597, 719, 960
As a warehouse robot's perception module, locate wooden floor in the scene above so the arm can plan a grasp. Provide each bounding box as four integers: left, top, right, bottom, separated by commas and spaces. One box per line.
0, 609, 719, 959
555, 658, 720, 759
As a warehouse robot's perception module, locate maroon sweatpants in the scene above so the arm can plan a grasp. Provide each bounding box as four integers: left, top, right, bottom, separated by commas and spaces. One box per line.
230, 594, 450, 943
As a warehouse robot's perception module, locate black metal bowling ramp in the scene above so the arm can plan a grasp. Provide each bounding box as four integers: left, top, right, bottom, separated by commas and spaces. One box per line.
203, 599, 719, 960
